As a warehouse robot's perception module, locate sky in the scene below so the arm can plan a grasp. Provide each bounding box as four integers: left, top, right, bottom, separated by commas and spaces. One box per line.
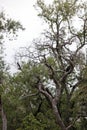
0, 0, 86, 73
0, 0, 49, 72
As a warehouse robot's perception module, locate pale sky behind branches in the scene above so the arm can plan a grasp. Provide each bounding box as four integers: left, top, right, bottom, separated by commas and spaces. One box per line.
0, 0, 86, 73
0, 0, 52, 72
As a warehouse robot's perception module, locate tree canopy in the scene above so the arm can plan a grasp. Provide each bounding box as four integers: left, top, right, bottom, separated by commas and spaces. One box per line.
0, 0, 87, 130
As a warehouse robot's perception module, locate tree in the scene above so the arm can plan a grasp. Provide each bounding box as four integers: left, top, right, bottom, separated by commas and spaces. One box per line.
0, 62, 60, 130
17, 0, 87, 130
0, 11, 24, 130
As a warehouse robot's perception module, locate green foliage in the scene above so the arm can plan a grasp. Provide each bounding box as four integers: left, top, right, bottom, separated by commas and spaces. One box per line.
17, 113, 46, 130
36, 0, 78, 24
0, 11, 24, 42
2, 67, 60, 130
0, 11, 24, 130
0, 0, 87, 130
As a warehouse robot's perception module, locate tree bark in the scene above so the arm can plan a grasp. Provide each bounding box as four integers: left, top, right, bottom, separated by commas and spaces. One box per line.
0, 96, 7, 130
52, 99, 67, 130
37, 82, 73, 130
1, 106, 7, 130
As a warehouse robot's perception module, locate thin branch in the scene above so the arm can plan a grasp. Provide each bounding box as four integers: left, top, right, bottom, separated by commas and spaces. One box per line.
70, 79, 83, 97
38, 82, 53, 103
19, 92, 39, 100
43, 55, 60, 87
67, 115, 80, 130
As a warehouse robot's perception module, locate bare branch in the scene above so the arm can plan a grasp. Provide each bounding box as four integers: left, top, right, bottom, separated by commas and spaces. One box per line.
67, 115, 80, 130
19, 92, 39, 100
37, 82, 53, 103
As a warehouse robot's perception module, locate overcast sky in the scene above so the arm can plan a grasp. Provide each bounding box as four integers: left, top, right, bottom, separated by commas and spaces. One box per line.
0, 0, 86, 73
0, 0, 51, 72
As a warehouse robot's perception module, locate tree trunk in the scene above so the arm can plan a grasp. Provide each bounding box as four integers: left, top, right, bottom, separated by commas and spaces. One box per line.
0, 96, 7, 130
52, 99, 67, 130
1, 106, 7, 130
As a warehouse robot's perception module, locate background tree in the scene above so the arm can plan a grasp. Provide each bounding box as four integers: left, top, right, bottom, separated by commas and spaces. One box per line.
0, 11, 24, 130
